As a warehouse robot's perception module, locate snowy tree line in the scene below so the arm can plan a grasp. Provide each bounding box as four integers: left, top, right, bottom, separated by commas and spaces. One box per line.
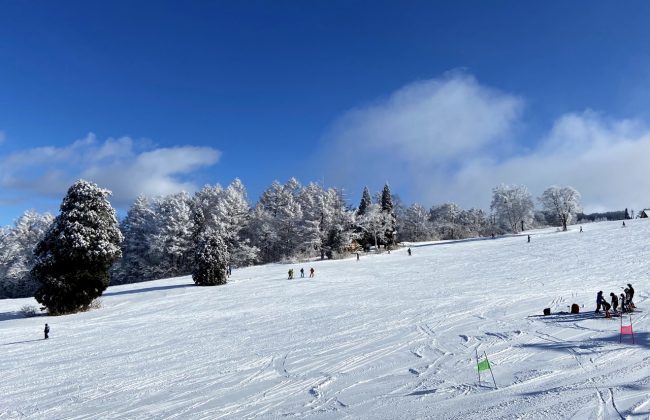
1, 179, 584, 300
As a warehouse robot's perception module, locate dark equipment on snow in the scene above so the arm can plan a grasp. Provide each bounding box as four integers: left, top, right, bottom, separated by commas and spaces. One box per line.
543, 308, 551, 316
571, 304, 580, 314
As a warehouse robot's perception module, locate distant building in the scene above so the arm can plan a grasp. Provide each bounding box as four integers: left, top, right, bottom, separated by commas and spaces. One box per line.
639, 209, 650, 218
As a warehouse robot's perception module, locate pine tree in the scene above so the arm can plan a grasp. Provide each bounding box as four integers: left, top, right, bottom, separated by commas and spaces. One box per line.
0, 210, 53, 298
32, 180, 123, 315
381, 183, 397, 246
357, 187, 372, 216
625, 208, 630, 220
192, 230, 229, 286
111, 195, 156, 285
151, 192, 195, 277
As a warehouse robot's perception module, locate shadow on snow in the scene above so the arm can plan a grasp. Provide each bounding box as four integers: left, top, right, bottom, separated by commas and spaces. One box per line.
1, 339, 45, 346
104, 283, 195, 297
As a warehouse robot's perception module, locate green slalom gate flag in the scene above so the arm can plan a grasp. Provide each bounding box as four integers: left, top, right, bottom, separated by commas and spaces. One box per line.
477, 358, 491, 372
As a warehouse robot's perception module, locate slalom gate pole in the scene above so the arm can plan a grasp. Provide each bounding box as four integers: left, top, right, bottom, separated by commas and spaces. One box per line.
631, 314, 635, 344
484, 351, 497, 389
475, 348, 480, 385
620, 315, 623, 343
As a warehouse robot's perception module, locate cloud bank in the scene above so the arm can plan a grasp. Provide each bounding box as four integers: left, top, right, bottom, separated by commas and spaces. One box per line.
321, 73, 650, 212
0, 133, 221, 207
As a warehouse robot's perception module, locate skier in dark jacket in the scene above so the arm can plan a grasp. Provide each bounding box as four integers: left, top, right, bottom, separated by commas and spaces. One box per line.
300, 268, 304, 278
44, 323, 50, 339
610, 293, 619, 313
309, 267, 315, 278
627, 283, 635, 308
620, 293, 628, 313
407, 248, 412, 256
602, 299, 611, 317
595, 291, 604, 313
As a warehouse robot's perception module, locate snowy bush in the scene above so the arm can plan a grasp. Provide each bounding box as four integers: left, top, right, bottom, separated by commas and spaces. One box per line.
20, 304, 39, 317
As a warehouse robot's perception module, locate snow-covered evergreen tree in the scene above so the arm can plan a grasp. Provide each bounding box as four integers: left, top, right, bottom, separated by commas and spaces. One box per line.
490, 184, 534, 233
357, 187, 372, 216
249, 179, 304, 262
192, 229, 229, 286
111, 195, 157, 284
355, 186, 375, 249
0, 210, 53, 298
32, 180, 123, 315
381, 184, 397, 246
299, 184, 357, 259
217, 179, 259, 266
151, 192, 195, 277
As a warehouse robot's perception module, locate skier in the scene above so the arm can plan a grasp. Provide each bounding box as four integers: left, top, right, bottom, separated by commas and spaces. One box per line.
44, 323, 50, 340
300, 268, 305, 278
356, 253, 360, 261
610, 292, 619, 313
527, 235, 531, 243
595, 291, 604, 313
288, 269, 293, 280
407, 248, 412, 256
620, 293, 628, 313
627, 283, 635, 309
309, 267, 315, 278
623, 221, 626, 227
580, 226, 583, 233
602, 299, 612, 318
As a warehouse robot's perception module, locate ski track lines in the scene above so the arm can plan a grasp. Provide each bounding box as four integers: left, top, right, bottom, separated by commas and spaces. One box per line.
2, 220, 650, 418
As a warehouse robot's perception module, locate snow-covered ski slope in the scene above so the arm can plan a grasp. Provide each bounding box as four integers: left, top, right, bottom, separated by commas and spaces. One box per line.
2, 219, 650, 419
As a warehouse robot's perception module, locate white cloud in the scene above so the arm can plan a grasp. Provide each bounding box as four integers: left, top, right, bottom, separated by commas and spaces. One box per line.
321, 73, 650, 213
320, 72, 523, 196
440, 111, 650, 212
0, 133, 221, 207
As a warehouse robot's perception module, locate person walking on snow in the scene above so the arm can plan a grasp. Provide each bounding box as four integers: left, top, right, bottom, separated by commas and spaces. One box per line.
527, 235, 531, 243
623, 221, 626, 227
408, 248, 412, 256
300, 268, 304, 278
610, 293, 619, 313
309, 267, 315, 278
595, 291, 604, 313
288, 269, 294, 280
44, 323, 50, 340
580, 226, 583, 233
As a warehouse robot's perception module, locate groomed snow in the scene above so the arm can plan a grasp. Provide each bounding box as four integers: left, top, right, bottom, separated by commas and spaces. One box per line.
1, 219, 649, 419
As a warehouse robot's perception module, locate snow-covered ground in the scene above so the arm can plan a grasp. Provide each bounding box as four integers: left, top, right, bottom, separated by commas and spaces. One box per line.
2, 219, 650, 419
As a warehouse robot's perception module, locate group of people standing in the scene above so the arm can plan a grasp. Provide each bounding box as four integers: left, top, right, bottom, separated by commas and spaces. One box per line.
288, 267, 315, 279
596, 283, 636, 316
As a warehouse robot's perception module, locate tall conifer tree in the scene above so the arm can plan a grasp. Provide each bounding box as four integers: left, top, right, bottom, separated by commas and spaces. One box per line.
33, 180, 123, 314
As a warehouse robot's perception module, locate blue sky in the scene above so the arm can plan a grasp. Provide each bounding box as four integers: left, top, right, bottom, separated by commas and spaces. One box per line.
3, 1, 650, 225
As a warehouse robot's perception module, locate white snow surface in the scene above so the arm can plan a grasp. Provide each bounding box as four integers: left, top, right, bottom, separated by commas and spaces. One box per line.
2, 219, 650, 419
